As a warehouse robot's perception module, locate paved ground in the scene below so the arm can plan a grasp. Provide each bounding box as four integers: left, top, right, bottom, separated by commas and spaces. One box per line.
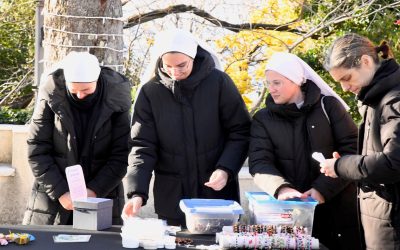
0, 165, 261, 225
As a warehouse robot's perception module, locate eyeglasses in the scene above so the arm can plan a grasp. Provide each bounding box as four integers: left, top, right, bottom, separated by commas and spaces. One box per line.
161, 60, 193, 74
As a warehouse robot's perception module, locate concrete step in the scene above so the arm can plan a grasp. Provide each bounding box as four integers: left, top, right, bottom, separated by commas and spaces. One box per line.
0, 163, 15, 176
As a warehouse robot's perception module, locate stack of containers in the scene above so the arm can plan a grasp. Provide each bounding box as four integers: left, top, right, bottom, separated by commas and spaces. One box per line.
245, 192, 318, 234
179, 199, 243, 234
121, 218, 173, 249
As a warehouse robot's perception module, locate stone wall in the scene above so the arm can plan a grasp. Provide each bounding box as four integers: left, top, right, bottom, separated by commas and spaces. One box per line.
0, 125, 33, 225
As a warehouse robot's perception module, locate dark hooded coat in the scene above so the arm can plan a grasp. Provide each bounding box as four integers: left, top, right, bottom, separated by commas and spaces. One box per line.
249, 81, 362, 249
126, 48, 251, 223
335, 59, 400, 249
23, 67, 131, 225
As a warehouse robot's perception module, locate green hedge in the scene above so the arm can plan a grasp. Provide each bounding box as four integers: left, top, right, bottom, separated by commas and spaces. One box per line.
0, 107, 32, 124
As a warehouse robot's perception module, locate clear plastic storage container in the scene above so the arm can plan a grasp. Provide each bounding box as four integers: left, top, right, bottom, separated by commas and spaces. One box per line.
245, 192, 318, 234
179, 199, 243, 234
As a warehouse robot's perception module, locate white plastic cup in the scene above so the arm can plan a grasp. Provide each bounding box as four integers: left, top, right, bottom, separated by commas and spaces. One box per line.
121, 234, 139, 249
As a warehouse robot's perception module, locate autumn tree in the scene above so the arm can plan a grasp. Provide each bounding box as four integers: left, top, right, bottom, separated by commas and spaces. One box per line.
210, 0, 400, 115
121, 0, 400, 117
1, 0, 399, 123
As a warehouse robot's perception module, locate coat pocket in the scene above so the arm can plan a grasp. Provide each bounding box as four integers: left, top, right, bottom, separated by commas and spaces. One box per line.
153, 173, 183, 219
359, 189, 392, 220
359, 189, 399, 250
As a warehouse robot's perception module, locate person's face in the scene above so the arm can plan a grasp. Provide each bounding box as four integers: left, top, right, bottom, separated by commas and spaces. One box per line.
66, 81, 97, 99
265, 70, 302, 105
329, 55, 376, 95
161, 52, 194, 80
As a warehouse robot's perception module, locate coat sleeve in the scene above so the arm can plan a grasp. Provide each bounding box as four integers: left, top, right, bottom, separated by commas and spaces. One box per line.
86, 110, 131, 197
336, 98, 400, 183
312, 96, 358, 201
216, 72, 251, 176
248, 110, 294, 197
125, 87, 159, 203
27, 98, 69, 201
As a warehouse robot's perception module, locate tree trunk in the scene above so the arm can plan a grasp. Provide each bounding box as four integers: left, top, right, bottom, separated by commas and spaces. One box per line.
43, 0, 123, 72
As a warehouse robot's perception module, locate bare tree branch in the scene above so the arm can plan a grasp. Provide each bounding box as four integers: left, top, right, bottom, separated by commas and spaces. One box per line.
249, 84, 267, 116
289, 0, 400, 49
0, 68, 33, 106
121, 0, 130, 6
124, 2, 400, 43
124, 4, 314, 37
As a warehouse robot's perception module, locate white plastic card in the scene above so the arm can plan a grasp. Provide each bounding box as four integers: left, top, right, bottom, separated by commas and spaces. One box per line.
53, 234, 91, 243
311, 152, 326, 164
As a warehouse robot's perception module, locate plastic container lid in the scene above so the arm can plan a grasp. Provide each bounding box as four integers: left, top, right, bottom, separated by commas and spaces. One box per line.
179, 199, 243, 215
245, 192, 318, 205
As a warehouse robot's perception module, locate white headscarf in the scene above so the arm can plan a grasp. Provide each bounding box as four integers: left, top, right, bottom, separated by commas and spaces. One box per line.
141, 28, 222, 84
265, 52, 349, 110
62, 51, 101, 83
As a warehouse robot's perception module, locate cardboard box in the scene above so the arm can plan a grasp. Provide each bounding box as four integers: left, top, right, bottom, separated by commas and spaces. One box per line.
179, 199, 243, 234
73, 197, 113, 230
245, 192, 318, 234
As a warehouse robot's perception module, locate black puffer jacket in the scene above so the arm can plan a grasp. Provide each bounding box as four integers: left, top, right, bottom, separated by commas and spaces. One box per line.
126, 48, 251, 222
335, 59, 400, 249
23, 67, 131, 225
249, 81, 362, 249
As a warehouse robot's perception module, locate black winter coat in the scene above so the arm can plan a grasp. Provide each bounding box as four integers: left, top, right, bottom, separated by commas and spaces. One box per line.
23, 67, 131, 225
126, 48, 251, 222
336, 59, 400, 249
249, 81, 362, 250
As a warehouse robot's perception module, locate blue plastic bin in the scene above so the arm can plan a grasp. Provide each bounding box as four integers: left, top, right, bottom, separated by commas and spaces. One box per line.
179, 199, 243, 234
245, 192, 318, 234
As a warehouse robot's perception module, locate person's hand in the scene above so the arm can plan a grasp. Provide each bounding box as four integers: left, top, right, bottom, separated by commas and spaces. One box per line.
87, 188, 97, 198
58, 192, 73, 210
204, 169, 228, 191
121, 196, 143, 221
320, 151, 340, 178
302, 188, 325, 204
276, 187, 302, 200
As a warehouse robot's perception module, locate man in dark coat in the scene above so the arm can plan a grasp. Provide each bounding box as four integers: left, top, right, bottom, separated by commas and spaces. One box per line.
249, 52, 362, 249
122, 29, 251, 226
23, 52, 131, 225
322, 33, 400, 249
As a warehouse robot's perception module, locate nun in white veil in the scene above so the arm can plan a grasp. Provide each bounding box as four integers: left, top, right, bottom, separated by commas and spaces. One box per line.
264, 52, 349, 110
141, 28, 222, 84
123, 28, 251, 226
248, 52, 362, 249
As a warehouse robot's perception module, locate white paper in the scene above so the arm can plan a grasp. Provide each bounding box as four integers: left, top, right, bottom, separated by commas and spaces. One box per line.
65, 165, 87, 201
53, 234, 91, 243
311, 152, 326, 164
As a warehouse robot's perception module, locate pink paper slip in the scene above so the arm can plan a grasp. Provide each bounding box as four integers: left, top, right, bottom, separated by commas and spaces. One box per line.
65, 165, 88, 201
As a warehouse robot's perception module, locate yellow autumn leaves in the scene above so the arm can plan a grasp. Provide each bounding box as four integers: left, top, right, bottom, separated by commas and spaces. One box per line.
215, 0, 315, 108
